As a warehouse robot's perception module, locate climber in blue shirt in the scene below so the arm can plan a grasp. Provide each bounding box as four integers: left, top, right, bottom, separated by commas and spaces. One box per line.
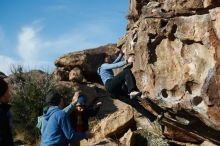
97, 50, 141, 99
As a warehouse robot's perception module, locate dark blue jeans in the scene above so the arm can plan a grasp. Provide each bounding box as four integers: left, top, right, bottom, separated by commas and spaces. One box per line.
105, 68, 138, 98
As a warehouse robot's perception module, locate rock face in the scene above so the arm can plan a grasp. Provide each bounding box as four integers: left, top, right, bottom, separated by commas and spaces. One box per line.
88, 102, 134, 144
200, 141, 217, 146
119, 129, 134, 146
54, 44, 118, 82
119, 0, 220, 134
91, 138, 119, 146
116, 0, 220, 144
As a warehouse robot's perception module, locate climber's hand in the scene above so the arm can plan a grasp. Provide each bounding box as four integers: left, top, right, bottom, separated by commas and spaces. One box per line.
122, 48, 126, 54
127, 56, 134, 63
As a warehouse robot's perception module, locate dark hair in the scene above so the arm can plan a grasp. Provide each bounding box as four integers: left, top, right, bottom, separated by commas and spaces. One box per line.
0, 79, 8, 97
46, 91, 63, 106
100, 53, 107, 63
0, 72, 7, 79
103, 53, 112, 63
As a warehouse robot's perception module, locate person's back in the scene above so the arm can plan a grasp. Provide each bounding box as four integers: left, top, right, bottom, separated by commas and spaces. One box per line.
41, 106, 67, 146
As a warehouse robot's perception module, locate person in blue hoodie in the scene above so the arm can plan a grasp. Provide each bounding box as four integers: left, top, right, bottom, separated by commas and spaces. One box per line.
97, 50, 141, 99
40, 91, 92, 146
37, 91, 80, 133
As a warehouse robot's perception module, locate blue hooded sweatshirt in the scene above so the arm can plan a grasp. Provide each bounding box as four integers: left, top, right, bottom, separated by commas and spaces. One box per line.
37, 103, 76, 133
40, 106, 87, 146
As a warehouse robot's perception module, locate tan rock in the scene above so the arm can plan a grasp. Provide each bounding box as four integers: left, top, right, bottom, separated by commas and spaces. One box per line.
53, 67, 69, 81
140, 0, 218, 18
119, 129, 134, 146
163, 125, 201, 143
69, 67, 84, 82
88, 104, 134, 144
200, 140, 217, 146
119, 3, 220, 132
91, 138, 119, 146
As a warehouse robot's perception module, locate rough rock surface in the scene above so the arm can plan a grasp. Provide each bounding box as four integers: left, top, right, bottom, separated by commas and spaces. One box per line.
91, 138, 119, 146
119, 0, 220, 133
200, 140, 217, 146
119, 129, 134, 146
81, 97, 169, 146
88, 102, 134, 145
54, 44, 118, 82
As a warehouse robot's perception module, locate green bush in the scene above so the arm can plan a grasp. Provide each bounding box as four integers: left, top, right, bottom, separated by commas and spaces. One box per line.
10, 66, 55, 144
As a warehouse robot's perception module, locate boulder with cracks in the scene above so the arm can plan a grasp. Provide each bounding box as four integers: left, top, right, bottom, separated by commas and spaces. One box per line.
119, 0, 220, 144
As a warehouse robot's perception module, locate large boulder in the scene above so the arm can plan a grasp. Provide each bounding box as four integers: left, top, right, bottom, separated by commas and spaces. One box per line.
119, 0, 220, 140
82, 99, 134, 145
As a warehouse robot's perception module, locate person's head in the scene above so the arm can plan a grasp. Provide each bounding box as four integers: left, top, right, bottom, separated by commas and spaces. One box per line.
104, 54, 112, 63
0, 72, 7, 79
75, 95, 86, 112
46, 91, 65, 109
0, 79, 10, 104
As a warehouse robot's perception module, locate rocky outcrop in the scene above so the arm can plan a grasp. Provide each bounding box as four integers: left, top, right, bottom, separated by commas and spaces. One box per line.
53, 44, 118, 82
118, 0, 220, 144
91, 138, 119, 146
81, 96, 171, 146
88, 102, 134, 145
119, 129, 134, 146
200, 141, 217, 146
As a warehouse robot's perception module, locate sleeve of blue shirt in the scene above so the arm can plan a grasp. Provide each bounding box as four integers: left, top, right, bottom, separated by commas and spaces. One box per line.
60, 113, 87, 142
101, 60, 128, 70
62, 102, 76, 115
36, 103, 76, 130
112, 53, 123, 63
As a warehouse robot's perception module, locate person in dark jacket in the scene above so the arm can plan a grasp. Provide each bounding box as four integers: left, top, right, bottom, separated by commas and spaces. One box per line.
70, 95, 102, 146
0, 78, 14, 146
40, 91, 93, 146
97, 50, 141, 99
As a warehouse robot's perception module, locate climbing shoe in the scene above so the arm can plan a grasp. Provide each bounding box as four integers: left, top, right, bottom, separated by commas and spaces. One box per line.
129, 91, 142, 99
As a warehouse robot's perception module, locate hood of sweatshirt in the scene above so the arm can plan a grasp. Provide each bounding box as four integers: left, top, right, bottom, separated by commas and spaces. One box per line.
43, 106, 60, 121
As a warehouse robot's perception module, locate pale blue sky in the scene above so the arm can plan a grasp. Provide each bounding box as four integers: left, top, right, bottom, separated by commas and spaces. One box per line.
0, 0, 129, 74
